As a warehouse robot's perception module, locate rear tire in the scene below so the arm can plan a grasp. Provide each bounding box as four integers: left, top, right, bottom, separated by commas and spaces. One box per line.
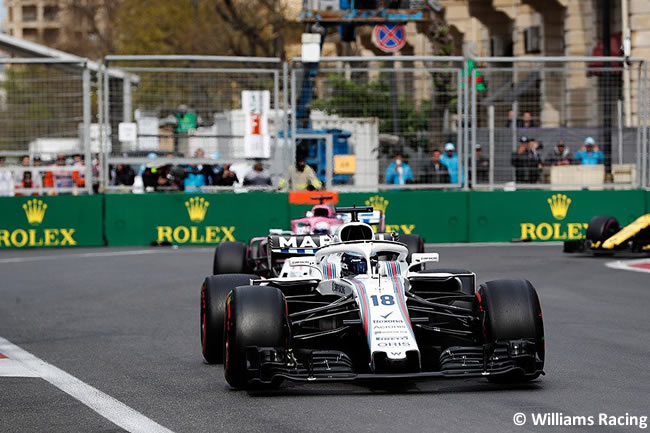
399, 234, 424, 261
224, 286, 287, 389
201, 274, 257, 364
213, 241, 249, 275
478, 279, 544, 383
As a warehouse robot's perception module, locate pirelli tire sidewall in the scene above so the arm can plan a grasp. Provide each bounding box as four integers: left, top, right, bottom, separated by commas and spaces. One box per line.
224, 285, 288, 389
200, 274, 257, 364
478, 279, 545, 380
585, 215, 620, 244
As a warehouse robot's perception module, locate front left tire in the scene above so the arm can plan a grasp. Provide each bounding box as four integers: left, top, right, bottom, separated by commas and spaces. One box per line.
224, 285, 288, 389
478, 279, 544, 383
201, 274, 257, 364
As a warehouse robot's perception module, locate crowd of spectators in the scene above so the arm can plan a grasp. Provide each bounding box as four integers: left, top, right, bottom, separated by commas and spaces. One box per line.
511, 135, 606, 183
511, 136, 606, 183
0, 153, 91, 196
384, 142, 479, 186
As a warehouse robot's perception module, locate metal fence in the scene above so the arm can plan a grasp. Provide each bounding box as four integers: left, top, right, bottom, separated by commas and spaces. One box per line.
1, 54, 648, 195
468, 57, 648, 190
0, 58, 93, 195
290, 56, 466, 190
100, 55, 286, 192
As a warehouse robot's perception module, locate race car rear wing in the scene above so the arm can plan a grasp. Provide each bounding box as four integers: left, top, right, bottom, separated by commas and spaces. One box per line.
267, 234, 332, 255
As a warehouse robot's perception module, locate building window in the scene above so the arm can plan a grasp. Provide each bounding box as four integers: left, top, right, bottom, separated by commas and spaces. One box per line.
8, 7, 13, 22
44, 28, 59, 45
22, 28, 39, 41
22, 6, 38, 22
44, 5, 59, 21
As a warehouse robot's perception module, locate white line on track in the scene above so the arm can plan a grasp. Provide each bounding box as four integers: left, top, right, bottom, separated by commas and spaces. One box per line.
0, 337, 175, 433
0, 249, 177, 264
605, 258, 650, 274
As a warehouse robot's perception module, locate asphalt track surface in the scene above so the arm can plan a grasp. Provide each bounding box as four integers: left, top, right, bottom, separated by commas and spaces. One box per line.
0, 244, 648, 433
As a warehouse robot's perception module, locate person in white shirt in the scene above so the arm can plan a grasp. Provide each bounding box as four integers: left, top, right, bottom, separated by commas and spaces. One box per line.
0, 156, 15, 196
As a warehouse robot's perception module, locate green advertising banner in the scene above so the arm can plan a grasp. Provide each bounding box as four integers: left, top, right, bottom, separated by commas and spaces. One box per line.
290, 191, 469, 243
0, 195, 103, 248
104, 193, 290, 247
468, 190, 646, 243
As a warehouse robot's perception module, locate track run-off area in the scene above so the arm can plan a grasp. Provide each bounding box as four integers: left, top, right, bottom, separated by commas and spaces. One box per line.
0, 244, 648, 433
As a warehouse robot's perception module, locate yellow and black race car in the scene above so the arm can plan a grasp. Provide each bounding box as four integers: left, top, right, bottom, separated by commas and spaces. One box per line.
564, 214, 650, 254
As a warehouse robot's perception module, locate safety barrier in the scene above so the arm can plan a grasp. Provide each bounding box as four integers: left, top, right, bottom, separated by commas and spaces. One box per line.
0, 195, 103, 248
0, 191, 648, 249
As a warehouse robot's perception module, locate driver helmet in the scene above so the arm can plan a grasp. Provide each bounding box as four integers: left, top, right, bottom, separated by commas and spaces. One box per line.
313, 221, 330, 235
341, 253, 367, 276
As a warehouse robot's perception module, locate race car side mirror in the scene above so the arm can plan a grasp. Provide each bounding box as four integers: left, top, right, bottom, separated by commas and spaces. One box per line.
409, 253, 440, 271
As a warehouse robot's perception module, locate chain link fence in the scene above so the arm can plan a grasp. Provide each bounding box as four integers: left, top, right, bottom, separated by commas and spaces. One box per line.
290, 56, 466, 190
2, 55, 646, 195
469, 56, 648, 190
100, 55, 286, 192
0, 58, 93, 196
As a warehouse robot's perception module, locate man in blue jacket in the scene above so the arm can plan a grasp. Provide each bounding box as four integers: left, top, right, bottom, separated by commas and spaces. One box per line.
440, 142, 464, 184
574, 137, 604, 165
385, 153, 414, 185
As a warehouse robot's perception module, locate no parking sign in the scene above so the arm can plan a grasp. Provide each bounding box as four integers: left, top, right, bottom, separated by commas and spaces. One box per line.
372, 24, 407, 53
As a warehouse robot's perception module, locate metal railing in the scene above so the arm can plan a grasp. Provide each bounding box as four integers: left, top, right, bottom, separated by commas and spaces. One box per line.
0, 57, 93, 195
1, 55, 647, 195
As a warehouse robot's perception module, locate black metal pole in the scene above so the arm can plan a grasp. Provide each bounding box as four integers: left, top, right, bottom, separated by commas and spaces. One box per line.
602, 0, 612, 174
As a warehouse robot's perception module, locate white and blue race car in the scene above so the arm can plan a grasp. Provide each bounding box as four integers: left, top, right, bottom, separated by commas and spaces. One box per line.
201, 207, 545, 389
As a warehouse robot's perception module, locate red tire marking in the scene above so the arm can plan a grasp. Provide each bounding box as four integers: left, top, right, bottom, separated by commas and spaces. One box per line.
0, 353, 6, 359
631, 262, 650, 270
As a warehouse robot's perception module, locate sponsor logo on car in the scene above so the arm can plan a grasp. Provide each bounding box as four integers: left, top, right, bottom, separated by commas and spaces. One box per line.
0, 199, 77, 247
520, 194, 588, 241
155, 197, 236, 244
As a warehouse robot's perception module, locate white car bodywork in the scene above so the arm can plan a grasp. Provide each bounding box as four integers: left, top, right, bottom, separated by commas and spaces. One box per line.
263, 222, 445, 366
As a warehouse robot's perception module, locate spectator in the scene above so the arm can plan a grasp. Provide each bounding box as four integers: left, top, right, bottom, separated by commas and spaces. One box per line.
53, 154, 74, 191
0, 156, 15, 196
184, 166, 206, 192
193, 148, 220, 186
283, 159, 322, 191
385, 153, 414, 185
114, 164, 135, 186
528, 138, 543, 183
469, 144, 489, 184
506, 110, 523, 128
545, 140, 573, 166
522, 111, 535, 128
574, 137, 605, 165
71, 154, 85, 188
512, 136, 531, 183
243, 161, 272, 186
440, 142, 463, 184
218, 163, 240, 186
419, 149, 450, 184
41, 156, 54, 190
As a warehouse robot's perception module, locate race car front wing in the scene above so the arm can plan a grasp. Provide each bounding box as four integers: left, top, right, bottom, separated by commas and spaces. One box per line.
244, 340, 544, 385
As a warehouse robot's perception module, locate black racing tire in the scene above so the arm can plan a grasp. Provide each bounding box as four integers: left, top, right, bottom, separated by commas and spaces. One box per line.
585, 215, 620, 243
478, 279, 544, 383
224, 286, 287, 389
213, 241, 249, 275
399, 234, 424, 261
200, 274, 257, 364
